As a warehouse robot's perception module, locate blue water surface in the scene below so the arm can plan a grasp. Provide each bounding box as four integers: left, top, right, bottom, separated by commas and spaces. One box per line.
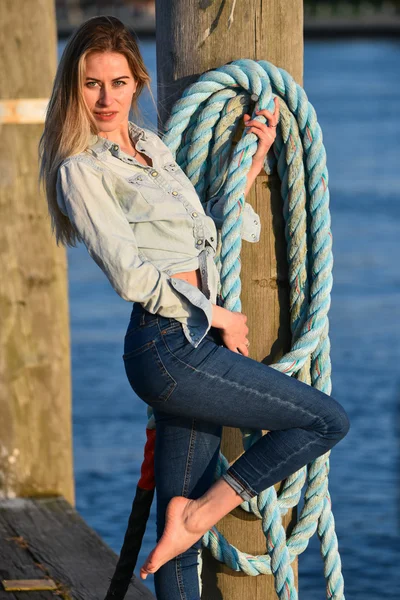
58, 37, 400, 598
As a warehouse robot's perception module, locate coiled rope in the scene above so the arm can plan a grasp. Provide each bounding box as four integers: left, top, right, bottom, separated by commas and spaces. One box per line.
105, 58, 344, 600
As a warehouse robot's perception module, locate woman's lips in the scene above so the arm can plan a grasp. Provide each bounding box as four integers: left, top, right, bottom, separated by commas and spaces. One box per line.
94, 112, 118, 121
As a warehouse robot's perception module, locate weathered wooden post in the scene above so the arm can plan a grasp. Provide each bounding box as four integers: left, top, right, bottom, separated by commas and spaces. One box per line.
0, 0, 74, 505
156, 0, 303, 597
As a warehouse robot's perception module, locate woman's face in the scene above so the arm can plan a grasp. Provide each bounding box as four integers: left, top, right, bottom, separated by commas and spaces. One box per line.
83, 51, 137, 133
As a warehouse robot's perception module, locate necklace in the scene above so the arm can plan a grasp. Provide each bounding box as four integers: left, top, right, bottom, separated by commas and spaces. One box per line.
126, 144, 137, 158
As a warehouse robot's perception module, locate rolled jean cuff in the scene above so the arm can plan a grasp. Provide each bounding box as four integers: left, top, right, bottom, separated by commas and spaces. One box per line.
221, 468, 258, 502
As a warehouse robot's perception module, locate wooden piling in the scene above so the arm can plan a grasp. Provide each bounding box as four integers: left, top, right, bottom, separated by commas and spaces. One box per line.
156, 0, 303, 597
0, 0, 74, 505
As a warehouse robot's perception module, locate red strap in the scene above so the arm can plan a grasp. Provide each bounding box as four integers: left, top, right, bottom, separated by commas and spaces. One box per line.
138, 428, 156, 490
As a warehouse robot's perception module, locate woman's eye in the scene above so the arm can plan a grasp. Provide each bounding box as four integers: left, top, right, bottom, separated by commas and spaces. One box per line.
85, 81, 126, 88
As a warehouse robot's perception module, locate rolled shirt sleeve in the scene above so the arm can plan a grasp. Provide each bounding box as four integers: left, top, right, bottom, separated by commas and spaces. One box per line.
56, 157, 213, 347
205, 193, 261, 243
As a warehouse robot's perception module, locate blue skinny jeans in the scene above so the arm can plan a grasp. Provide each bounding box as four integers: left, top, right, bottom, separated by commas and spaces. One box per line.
122, 304, 350, 600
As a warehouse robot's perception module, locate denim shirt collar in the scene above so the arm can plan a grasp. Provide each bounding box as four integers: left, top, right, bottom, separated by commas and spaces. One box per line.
87, 121, 148, 158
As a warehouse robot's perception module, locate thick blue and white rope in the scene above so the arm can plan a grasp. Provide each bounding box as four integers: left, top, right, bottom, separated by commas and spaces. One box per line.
147, 58, 343, 600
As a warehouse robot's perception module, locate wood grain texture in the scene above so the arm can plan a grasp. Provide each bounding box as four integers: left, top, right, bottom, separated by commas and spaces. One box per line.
156, 1, 303, 597
0, 1, 74, 504
0, 497, 155, 600
2, 580, 57, 592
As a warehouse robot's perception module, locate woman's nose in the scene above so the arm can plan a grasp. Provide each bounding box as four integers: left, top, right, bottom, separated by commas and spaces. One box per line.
97, 86, 114, 106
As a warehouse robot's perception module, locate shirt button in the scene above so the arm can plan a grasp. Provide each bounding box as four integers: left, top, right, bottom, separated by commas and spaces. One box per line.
112, 144, 119, 151
151, 171, 158, 177
196, 239, 203, 245
192, 212, 198, 218
254, 219, 258, 224
190, 332, 195, 337
210, 237, 214, 242
252, 233, 256, 239
172, 191, 178, 196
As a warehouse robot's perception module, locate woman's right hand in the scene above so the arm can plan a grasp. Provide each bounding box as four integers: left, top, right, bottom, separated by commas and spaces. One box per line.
211, 305, 249, 356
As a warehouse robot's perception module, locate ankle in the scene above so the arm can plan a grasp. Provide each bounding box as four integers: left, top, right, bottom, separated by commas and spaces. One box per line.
201, 477, 244, 508
185, 478, 244, 530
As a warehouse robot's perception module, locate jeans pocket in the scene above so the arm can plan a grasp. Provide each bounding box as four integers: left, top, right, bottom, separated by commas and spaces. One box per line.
159, 326, 221, 373
123, 340, 177, 404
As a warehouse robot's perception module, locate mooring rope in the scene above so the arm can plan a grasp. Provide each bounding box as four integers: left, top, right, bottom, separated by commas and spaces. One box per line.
160, 58, 343, 600
106, 57, 344, 600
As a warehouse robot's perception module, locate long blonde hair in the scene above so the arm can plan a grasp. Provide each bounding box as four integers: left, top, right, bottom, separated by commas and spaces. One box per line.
39, 15, 155, 247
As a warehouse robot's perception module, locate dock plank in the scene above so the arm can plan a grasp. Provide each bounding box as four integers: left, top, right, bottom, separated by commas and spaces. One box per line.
0, 498, 154, 600
0, 503, 56, 600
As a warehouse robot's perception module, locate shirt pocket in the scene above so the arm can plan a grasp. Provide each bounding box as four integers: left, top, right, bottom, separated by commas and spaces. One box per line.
126, 172, 165, 204
162, 160, 193, 190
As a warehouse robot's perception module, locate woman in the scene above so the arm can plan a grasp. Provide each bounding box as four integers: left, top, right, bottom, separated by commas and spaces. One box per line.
39, 15, 350, 600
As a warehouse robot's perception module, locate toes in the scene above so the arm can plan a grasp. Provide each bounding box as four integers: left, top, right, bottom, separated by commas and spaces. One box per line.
145, 560, 157, 573
140, 555, 158, 580
140, 564, 152, 580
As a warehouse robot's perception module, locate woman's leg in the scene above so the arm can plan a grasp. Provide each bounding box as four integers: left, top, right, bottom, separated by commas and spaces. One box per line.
152, 410, 222, 600
135, 324, 350, 580
122, 312, 350, 591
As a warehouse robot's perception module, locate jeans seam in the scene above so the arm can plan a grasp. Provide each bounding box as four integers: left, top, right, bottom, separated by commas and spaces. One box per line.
122, 339, 154, 361
262, 435, 330, 479
175, 419, 196, 600
230, 434, 328, 496
182, 419, 197, 497
160, 322, 183, 334
151, 342, 178, 402
176, 558, 186, 600
224, 468, 258, 498
159, 334, 328, 430
160, 331, 199, 373
125, 319, 159, 338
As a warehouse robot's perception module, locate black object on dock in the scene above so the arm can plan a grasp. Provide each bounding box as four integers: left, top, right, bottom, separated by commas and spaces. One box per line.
0, 497, 155, 600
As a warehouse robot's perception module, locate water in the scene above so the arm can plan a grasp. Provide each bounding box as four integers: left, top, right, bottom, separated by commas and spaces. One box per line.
58, 38, 400, 598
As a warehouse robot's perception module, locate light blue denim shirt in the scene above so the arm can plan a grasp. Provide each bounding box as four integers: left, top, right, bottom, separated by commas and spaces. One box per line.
56, 121, 261, 347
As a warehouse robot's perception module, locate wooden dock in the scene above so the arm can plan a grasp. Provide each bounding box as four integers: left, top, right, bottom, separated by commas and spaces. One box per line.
0, 497, 155, 600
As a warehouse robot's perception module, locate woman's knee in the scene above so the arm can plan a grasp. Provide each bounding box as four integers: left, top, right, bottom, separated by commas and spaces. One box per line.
322, 398, 351, 443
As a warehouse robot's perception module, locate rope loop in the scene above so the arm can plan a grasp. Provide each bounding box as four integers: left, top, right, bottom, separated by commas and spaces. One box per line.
146, 59, 343, 600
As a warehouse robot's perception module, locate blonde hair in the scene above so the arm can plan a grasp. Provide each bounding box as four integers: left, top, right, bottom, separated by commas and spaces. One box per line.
38, 15, 156, 247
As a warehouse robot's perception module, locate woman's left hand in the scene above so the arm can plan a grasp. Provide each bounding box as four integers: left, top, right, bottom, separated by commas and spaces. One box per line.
244, 97, 280, 173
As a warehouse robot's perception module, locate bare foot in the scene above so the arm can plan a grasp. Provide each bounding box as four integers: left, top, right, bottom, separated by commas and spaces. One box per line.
140, 496, 205, 579
139, 478, 244, 579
